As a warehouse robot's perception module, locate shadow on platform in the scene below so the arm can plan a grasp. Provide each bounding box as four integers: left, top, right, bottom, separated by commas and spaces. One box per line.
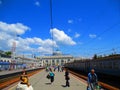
45, 83, 51, 85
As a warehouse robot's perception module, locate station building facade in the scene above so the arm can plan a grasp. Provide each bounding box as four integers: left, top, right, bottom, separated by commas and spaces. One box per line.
40, 51, 74, 66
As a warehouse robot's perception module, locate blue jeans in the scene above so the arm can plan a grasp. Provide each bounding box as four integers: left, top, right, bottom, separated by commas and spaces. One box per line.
88, 83, 97, 90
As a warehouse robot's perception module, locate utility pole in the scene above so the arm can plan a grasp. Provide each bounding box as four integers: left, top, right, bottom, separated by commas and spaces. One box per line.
50, 0, 54, 55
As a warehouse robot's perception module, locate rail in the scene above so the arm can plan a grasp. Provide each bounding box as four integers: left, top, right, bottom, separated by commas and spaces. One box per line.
0, 68, 44, 89
69, 70, 120, 90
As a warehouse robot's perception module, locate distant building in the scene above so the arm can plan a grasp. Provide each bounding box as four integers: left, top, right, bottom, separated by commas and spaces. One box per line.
40, 50, 74, 66
0, 57, 12, 62
16, 57, 41, 68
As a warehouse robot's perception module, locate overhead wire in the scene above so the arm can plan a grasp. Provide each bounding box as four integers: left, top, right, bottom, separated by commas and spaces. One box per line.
50, 0, 53, 29
49, 0, 120, 57
83, 22, 120, 46
77, 22, 120, 57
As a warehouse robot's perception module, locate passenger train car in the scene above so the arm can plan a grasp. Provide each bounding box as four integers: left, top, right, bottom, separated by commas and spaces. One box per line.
65, 55, 120, 77
0, 60, 24, 70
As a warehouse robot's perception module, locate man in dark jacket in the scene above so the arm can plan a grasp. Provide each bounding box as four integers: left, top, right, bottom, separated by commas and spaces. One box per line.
64, 68, 70, 87
87, 69, 98, 90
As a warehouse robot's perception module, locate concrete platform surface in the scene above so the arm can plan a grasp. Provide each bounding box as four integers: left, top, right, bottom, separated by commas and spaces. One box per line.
8, 70, 87, 90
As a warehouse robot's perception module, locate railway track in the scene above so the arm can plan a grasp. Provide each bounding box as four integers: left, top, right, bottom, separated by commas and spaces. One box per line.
0, 68, 44, 89
69, 69, 120, 90
1, 68, 119, 90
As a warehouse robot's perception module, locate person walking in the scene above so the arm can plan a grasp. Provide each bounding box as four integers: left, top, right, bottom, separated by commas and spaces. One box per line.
61, 66, 64, 72
58, 65, 60, 72
49, 68, 55, 84
87, 69, 98, 90
64, 68, 70, 87
54, 66, 57, 72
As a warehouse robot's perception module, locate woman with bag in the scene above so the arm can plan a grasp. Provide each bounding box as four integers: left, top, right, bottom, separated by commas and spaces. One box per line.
49, 68, 55, 84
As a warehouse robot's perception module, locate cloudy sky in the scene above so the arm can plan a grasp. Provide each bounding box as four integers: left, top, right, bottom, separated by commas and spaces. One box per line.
0, 0, 120, 57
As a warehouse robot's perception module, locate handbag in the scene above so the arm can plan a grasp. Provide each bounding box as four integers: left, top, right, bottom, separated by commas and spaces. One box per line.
46, 74, 50, 79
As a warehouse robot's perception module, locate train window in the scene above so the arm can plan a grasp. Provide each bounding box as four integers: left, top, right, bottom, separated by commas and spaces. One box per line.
119, 61, 120, 69
108, 62, 112, 69
103, 61, 107, 69
113, 62, 119, 69
68, 59, 70, 62
99, 62, 102, 69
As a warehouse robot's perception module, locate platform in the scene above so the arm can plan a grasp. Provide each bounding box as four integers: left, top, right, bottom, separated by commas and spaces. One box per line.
0, 69, 23, 76
7, 70, 87, 90
0, 68, 41, 76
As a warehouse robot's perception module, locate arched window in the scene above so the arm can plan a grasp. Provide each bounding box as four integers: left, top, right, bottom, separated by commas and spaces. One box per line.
61, 60, 64, 62
52, 60, 54, 62
68, 59, 70, 62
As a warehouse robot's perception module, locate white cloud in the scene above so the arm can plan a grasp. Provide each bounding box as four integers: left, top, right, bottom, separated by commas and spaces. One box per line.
42, 39, 57, 47
0, 32, 11, 40
38, 47, 52, 54
74, 32, 80, 38
15, 37, 57, 55
35, 1, 40, 7
25, 37, 57, 47
0, 21, 56, 55
0, 21, 77, 56
50, 28, 76, 45
89, 34, 97, 38
68, 19, 73, 24
0, 21, 30, 35
0, 21, 29, 50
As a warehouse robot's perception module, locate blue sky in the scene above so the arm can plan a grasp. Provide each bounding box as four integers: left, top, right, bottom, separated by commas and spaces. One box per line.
0, 0, 120, 58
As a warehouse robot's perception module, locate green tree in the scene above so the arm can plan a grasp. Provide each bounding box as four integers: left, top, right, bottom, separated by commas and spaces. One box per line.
5, 51, 12, 56
93, 54, 97, 59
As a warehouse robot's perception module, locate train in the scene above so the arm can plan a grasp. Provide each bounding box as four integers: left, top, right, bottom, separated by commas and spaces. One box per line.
0, 60, 24, 70
65, 55, 120, 77
0, 56, 41, 71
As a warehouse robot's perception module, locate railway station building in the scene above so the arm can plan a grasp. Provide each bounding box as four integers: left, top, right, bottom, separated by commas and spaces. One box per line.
40, 50, 74, 66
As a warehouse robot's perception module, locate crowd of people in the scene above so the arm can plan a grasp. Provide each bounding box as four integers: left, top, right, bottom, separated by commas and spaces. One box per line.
16, 66, 99, 90
46, 66, 99, 90
46, 65, 70, 87
46, 65, 64, 72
